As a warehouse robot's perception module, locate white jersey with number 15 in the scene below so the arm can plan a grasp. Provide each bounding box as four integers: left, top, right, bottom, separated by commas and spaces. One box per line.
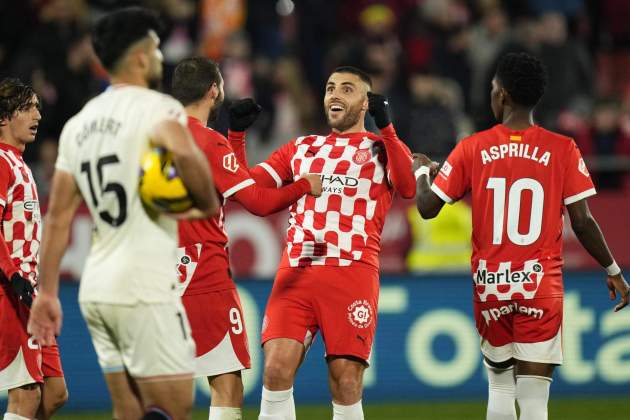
56, 85, 187, 305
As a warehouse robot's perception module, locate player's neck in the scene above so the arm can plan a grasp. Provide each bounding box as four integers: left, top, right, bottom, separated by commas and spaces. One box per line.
501, 108, 535, 131
185, 103, 209, 126
331, 121, 367, 135
109, 72, 148, 89
0, 135, 25, 153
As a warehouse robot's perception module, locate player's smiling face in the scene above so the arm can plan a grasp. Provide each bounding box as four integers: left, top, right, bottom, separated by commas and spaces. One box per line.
324, 72, 369, 132
0, 94, 41, 146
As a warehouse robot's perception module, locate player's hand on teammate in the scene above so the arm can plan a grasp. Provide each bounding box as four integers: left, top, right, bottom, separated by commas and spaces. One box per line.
9, 272, 35, 307
367, 92, 391, 129
606, 272, 629, 312
412, 153, 440, 178
301, 174, 322, 197
27, 292, 62, 346
229, 98, 262, 132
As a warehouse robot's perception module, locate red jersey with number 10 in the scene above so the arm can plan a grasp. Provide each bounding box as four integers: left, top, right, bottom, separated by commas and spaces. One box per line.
431, 124, 595, 302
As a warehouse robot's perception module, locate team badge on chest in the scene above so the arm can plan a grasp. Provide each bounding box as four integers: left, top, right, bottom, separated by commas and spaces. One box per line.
352, 149, 371, 165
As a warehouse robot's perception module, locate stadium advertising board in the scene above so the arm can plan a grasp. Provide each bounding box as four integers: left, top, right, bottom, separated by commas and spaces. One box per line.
2, 274, 628, 409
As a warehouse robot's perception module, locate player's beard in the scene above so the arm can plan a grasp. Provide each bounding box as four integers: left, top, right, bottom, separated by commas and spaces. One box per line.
208, 98, 224, 122
147, 75, 162, 91
326, 102, 363, 132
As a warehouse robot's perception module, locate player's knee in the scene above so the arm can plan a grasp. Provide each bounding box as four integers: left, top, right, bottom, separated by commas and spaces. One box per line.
332, 375, 363, 404
113, 400, 143, 420
11, 384, 42, 413
263, 360, 296, 388
48, 386, 69, 413
211, 380, 244, 406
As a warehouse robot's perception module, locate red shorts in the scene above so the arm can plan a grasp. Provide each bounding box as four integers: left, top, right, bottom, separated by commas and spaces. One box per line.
182, 288, 251, 377
42, 343, 64, 378
474, 297, 563, 364
262, 264, 379, 363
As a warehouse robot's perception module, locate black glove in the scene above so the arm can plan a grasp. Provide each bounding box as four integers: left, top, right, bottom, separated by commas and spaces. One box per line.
228, 98, 262, 132
10, 272, 34, 308
367, 92, 391, 129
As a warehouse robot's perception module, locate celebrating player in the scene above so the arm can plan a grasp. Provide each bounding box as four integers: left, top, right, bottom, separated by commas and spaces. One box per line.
27, 8, 217, 420
0, 78, 68, 420
171, 57, 321, 420
228, 66, 416, 420
414, 52, 630, 420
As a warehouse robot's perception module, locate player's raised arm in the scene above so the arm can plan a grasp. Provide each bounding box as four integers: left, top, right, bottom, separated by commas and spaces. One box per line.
566, 199, 629, 311
367, 92, 416, 198
28, 170, 83, 345
151, 119, 219, 215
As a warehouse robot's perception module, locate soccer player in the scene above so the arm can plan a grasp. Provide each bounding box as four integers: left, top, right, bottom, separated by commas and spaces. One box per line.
27, 8, 218, 420
170, 57, 322, 420
0, 78, 68, 420
414, 52, 630, 420
228, 66, 416, 420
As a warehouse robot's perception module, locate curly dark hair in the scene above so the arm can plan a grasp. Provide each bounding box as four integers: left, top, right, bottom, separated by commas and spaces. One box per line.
92, 7, 163, 72
495, 52, 548, 107
0, 78, 38, 125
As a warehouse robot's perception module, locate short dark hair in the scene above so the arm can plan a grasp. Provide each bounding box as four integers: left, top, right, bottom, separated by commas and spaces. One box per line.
332, 66, 372, 88
171, 57, 222, 106
92, 7, 163, 72
495, 52, 548, 107
0, 78, 38, 125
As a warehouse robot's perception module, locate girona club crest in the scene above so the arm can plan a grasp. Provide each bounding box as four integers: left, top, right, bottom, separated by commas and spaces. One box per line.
352, 149, 371, 165
347, 299, 373, 328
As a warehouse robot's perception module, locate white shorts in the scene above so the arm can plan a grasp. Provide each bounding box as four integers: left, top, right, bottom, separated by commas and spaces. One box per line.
481, 327, 563, 365
80, 300, 196, 380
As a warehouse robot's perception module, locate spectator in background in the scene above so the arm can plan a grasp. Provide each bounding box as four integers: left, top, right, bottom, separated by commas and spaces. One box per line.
536, 12, 592, 130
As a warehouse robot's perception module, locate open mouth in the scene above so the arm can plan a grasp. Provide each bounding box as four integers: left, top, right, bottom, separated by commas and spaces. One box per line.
29, 124, 38, 134
328, 103, 345, 115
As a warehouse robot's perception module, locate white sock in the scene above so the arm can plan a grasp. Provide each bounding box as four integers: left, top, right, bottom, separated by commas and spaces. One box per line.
516, 375, 552, 420
332, 400, 364, 420
259, 386, 295, 420
209, 406, 242, 420
4, 414, 31, 420
485, 361, 516, 420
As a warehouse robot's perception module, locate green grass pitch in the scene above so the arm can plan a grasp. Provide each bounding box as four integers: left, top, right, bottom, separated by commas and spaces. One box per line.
51, 397, 629, 419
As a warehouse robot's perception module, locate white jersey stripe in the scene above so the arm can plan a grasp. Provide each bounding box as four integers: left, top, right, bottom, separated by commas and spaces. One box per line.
563, 188, 596, 205
259, 162, 282, 187
223, 178, 255, 199
431, 183, 454, 204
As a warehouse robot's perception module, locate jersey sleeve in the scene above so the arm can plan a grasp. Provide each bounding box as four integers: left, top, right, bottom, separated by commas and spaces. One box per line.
563, 140, 596, 205
203, 133, 255, 198
0, 158, 12, 209
55, 118, 76, 174
151, 95, 188, 127
256, 141, 296, 187
430, 140, 470, 204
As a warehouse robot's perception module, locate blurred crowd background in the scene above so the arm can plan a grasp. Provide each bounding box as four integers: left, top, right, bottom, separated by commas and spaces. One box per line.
1, 0, 629, 275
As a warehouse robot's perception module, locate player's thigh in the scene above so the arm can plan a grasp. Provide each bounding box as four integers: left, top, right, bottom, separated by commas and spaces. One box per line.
103, 371, 143, 420
474, 299, 516, 364
313, 265, 379, 363
183, 289, 251, 377
117, 300, 195, 380
327, 356, 366, 404
79, 301, 125, 373
6, 383, 41, 418
38, 376, 68, 419
136, 377, 194, 419
263, 338, 306, 379
0, 294, 43, 393
262, 268, 319, 349
512, 297, 563, 366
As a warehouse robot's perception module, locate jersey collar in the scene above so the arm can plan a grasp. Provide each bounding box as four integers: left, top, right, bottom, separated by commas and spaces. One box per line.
0, 141, 23, 155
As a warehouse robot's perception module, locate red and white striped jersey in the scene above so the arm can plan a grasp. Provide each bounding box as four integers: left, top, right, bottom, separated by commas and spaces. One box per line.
0, 143, 40, 289
259, 131, 403, 269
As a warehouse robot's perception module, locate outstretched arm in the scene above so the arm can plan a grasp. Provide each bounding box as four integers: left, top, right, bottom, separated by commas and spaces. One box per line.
227, 130, 279, 188
232, 174, 321, 216
567, 199, 629, 311
413, 153, 445, 219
